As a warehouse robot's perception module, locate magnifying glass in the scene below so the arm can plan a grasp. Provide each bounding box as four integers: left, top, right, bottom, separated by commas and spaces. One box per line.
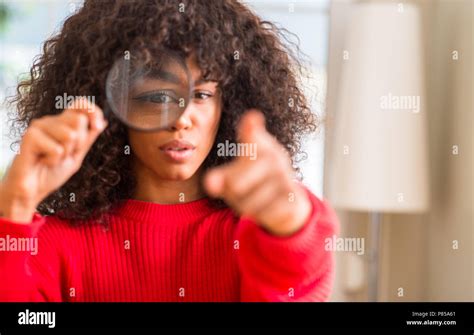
105, 47, 193, 132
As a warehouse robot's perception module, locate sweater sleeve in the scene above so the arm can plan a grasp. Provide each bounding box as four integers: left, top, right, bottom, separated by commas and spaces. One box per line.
0, 213, 63, 302
235, 185, 340, 302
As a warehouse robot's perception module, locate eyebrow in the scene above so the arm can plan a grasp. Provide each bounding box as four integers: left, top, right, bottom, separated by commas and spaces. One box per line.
144, 69, 216, 87
194, 78, 207, 86
194, 77, 217, 86
145, 70, 181, 84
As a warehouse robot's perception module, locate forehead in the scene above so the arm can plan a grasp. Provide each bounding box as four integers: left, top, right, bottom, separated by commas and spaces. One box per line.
185, 53, 202, 79
184, 53, 217, 86
135, 51, 216, 87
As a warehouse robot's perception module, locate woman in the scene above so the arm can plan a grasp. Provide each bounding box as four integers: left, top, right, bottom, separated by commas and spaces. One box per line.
0, 0, 338, 302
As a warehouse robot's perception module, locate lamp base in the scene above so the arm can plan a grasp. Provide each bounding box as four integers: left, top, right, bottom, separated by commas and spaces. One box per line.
368, 212, 382, 302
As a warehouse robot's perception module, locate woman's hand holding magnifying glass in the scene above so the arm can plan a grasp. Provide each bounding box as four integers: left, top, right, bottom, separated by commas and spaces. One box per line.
0, 98, 107, 223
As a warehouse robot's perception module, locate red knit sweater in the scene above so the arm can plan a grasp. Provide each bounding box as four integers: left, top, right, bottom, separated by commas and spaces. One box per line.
0, 186, 338, 302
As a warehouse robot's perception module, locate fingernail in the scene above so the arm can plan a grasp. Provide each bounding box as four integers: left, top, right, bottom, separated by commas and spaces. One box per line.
98, 119, 108, 130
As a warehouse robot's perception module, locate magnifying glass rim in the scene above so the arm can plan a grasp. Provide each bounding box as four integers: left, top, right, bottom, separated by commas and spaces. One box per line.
105, 47, 194, 132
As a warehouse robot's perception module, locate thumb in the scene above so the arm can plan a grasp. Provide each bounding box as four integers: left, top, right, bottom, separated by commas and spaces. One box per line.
203, 167, 226, 197
237, 109, 266, 144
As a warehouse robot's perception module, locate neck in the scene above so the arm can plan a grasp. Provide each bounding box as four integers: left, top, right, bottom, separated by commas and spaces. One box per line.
132, 159, 206, 204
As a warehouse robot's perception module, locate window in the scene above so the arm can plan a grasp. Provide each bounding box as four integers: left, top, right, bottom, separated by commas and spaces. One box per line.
247, 0, 329, 197
0, 0, 78, 177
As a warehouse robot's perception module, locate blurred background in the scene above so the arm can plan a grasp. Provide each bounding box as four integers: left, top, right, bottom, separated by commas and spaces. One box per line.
0, 0, 472, 301
325, 0, 472, 302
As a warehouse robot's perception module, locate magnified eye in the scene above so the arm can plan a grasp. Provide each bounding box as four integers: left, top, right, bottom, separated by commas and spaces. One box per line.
133, 91, 179, 104
107, 47, 193, 131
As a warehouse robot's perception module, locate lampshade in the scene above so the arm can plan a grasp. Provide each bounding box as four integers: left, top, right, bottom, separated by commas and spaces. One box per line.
326, 3, 430, 213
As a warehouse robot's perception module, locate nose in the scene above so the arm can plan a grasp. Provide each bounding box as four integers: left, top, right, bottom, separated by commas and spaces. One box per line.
169, 104, 193, 131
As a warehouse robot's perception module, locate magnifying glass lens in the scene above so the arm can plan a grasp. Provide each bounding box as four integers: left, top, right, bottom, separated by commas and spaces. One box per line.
106, 48, 192, 131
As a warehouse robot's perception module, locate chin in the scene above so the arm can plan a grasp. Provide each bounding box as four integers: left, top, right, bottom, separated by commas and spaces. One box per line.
155, 164, 198, 181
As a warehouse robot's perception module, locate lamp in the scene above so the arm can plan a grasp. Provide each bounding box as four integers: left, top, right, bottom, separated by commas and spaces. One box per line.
325, 2, 430, 301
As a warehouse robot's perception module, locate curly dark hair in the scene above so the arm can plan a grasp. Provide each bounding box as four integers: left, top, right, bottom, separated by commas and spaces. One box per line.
8, 0, 317, 223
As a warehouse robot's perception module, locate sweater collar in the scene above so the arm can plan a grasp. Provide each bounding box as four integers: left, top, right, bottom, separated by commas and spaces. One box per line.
111, 197, 218, 224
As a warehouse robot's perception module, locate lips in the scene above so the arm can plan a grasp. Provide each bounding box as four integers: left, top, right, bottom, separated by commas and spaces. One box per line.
159, 139, 196, 163
159, 139, 196, 151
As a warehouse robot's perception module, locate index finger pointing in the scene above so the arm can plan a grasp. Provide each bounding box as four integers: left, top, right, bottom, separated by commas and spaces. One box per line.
237, 109, 267, 144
